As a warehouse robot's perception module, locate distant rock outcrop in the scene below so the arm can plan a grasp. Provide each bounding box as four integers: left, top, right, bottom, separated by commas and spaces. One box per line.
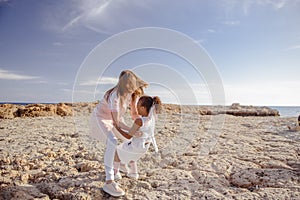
164, 103, 279, 117
0, 102, 279, 119
17, 104, 57, 117
226, 103, 279, 117
56, 103, 73, 117
0, 103, 73, 119
0, 104, 19, 119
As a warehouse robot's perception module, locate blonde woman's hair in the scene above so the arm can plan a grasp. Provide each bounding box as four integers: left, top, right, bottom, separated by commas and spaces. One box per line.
105, 70, 148, 106
131, 86, 145, 102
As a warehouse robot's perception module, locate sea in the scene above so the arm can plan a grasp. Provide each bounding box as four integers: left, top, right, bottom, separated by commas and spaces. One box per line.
0, 102, 299, 118
269, 106, 300, 118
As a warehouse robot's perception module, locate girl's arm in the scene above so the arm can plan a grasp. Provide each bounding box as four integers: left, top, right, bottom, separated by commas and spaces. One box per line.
114, 118, 142, 139
128, 118, 142, 136
114, 125, 132, 139
130, 97, 140, 119
130, 88, 144, 119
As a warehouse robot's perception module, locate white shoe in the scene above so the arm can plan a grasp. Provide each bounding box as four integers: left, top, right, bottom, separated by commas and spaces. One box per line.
127, 173, 139, 179
114, 172, 122, 180
103, 182, 125, 197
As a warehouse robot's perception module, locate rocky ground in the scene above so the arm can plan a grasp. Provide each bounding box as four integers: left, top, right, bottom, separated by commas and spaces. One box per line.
0, 104, 299, 199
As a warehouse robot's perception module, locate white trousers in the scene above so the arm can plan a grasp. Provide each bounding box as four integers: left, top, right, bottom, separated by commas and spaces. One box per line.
104, 132, 118, 181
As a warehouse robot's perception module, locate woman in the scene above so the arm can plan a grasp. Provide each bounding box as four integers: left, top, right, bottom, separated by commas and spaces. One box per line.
90, 70, 147, 197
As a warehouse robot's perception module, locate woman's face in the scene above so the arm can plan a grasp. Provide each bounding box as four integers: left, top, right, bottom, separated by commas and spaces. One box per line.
119, 73, 138, 94
125, 83, 135, 94
125, 78, 140, 94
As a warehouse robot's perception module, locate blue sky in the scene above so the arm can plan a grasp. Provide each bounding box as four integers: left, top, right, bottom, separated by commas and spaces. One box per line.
0, 0, 299, 106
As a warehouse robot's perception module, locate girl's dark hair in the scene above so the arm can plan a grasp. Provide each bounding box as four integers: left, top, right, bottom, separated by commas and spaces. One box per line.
298, 115, 300, 126
139, 96, 162, 114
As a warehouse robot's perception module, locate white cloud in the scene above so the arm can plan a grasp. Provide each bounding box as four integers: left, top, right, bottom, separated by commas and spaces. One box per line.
79, 76, 118, 86
0, 0, 10, 3
53, 42, 63, 46
84, 24, 111, 35
222, 20, 240, 26
194, 39, 206, 45
207, 29, 216, 33
258, 0, 288, 9
285, 44, 300, 51
61, 88, 99, 95
60, 0, 125, 34
62, 14, 85, 32
32, 80, 48, 84
0, 68, 39, 80
48, 0, 216, 34
247, 0, 293, 11
224, 80, 300, 106
221, 0, 291, 17
56, 82, 69, 86
64, 80, 300, 106
142, 82, 212, 105
43, 0, 298, 35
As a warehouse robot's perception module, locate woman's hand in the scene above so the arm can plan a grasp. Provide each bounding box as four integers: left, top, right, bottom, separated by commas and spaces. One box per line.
133, 131, 143, 137
113, 121, 117, 128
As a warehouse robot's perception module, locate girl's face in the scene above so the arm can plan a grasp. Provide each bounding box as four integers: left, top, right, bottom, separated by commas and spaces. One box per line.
137, 100, 147, 116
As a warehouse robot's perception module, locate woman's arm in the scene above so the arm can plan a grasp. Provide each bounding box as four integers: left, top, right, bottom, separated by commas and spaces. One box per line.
114, 118, 142, 139
114, 125, 132, 139
111, 111, 131, 131
109, 90, 132, 131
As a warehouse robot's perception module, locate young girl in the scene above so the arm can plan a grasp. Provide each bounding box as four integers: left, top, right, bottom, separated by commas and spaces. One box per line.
287, 114, 300, 131
113, 96, 162, 180
90, 70, 147, 197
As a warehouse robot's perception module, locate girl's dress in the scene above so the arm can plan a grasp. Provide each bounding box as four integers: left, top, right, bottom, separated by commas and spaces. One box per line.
90, 90, 130, 142
117, 108, 158, 164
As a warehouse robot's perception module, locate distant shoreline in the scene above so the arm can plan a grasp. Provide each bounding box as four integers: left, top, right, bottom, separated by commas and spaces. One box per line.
0, 102, 56, 106
0, 102, 283, 119
0, 102, 299, 118
0, 102, 299, 107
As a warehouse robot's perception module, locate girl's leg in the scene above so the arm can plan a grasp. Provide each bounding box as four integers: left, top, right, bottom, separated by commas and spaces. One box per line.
128, 161, 139, 179
113, 151, 121, 176
120, 163, 129, 173
129, 161, 138, 173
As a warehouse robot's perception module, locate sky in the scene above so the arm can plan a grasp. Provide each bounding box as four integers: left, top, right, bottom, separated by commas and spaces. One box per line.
0, 0, 299, 106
